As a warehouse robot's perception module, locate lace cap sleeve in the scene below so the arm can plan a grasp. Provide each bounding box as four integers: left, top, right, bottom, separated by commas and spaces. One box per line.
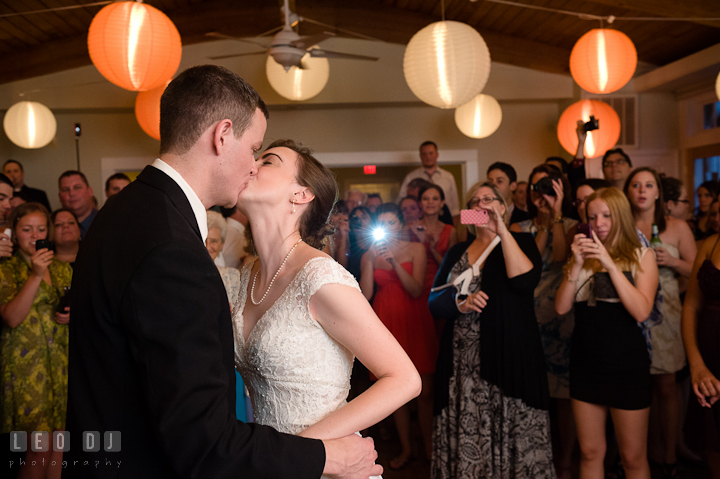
300, 257, 361, 304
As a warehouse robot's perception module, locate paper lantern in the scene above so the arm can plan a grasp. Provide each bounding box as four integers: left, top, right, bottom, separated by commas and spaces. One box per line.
266, 51, 329, 101
570, 29, 637, 94
403, 21, 491, 109
88, 1, 181, 91
716, 71, 720, 101
557, 100, 621, 158
135, 81, 169, 140
3, 101, 57, 149
454, 94, 502, 139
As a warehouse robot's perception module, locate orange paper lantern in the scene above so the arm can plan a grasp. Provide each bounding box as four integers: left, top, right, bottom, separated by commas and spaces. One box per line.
570, 29, 637, 94
557, 100, 621, 158
135, 81, 169, 140
88, 1, 181, 91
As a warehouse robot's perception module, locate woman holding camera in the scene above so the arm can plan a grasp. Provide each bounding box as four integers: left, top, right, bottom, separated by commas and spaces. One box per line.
512, 164, 576, 477
0, 202, 73, 478
556, 187, 659, 479
430, 180, 552, 478
360, 202, 437, 469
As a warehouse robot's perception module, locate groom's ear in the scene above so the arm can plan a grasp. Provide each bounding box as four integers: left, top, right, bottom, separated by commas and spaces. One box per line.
212, 120, 233, 155
294, 188, 315, 205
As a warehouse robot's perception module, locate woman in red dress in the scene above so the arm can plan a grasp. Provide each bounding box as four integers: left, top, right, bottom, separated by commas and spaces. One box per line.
360, 202, 438, 468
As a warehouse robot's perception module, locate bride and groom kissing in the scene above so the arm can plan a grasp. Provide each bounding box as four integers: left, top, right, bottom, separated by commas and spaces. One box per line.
63, 65, 420, 478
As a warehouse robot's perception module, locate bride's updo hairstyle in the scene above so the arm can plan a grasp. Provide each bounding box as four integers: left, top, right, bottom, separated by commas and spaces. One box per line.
267, 139, 338, 250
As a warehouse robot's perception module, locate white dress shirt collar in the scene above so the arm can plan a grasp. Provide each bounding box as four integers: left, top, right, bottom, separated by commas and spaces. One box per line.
152, 158, 208, 242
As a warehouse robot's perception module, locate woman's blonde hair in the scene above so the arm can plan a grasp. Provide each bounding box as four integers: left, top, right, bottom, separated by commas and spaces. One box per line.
573, 187, 642, 272
464, 180, 507, 236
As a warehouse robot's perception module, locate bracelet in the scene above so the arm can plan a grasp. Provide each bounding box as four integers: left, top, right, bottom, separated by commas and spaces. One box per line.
553, 216, 564, 224
538, 226, 549, 233
566, 275, 579, 284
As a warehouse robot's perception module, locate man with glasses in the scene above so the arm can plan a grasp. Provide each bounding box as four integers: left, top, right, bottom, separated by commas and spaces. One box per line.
602, 148, 633, 189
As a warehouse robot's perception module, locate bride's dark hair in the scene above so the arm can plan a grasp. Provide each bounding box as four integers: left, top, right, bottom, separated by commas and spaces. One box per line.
266, 139, 338, 250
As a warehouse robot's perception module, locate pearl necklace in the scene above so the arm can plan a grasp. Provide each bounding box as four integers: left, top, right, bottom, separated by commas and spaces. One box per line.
250, 238, 303, 305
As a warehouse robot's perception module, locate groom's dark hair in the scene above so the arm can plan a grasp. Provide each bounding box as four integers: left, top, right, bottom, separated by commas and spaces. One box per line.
159, 65, 269, 156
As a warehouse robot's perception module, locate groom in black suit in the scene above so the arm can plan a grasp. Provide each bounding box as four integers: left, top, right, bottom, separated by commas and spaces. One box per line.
64, 65, 381, 478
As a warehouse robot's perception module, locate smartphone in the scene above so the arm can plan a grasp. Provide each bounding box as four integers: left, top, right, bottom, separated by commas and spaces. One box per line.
577, 223, 592, 239
57, 286, 70, 313
35, 239, 54, 251
2, 228, 10, 240
460, 209, 489, 226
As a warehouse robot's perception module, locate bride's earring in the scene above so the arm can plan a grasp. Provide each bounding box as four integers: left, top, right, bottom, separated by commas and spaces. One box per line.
292, 197, 296, 214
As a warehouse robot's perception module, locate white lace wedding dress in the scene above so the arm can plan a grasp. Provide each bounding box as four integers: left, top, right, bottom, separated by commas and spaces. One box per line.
232, 256, 381, 478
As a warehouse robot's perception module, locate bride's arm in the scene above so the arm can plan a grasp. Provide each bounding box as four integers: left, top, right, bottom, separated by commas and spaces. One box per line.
300, 284, 422, 440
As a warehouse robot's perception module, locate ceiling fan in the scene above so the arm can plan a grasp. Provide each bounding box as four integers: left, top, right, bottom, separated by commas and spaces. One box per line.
207, 0, 379, 70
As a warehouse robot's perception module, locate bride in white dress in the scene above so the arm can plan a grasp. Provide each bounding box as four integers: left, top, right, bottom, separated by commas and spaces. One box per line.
232, 139, 421, 477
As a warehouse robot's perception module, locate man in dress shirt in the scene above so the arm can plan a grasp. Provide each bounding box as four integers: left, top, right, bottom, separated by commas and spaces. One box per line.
58, 170, 98, 238
397, 141, 460, 227
3, 159, 51, 211
487, 162, 530, 226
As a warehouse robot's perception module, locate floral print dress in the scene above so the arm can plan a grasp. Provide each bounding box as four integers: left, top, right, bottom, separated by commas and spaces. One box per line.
0, 252, 73, 432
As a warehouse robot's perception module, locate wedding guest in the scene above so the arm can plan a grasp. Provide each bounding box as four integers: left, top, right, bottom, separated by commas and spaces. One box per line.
625, 167, 696, 478
708, 199, 720, 236
556, 187, 658, 479
416, 185, 458, 283
219, 205, 249, 269
206, 210, 241, 306
58, 170, 98, 238
682, 232, 720, 479
575, 178, 611, 223
51, 209, 81, 267
661, 176, 692, 221
325, 200, 349, 264
346, 206, 372, 281
513, 180, 528, 212
360, 202, 436, 469
512, 163, 577, 477
345, 189, 366, 211
487, 161, 530, 225
0, 173, 14, 259
0, 203, 73, 478
400, 196, 422, 242
366, 193, 382, 214
546, 156, 569, 177
3, 159, 51, 211
105, 173, 131, 199
397, 142, 460, 227
430, 180, 553, 479
602, 148, 633, 190
689, 180, 719, 241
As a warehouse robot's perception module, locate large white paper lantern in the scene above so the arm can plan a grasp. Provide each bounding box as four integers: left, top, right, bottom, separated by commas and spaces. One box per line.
403, 21, 491, 109
455, 94, 502, 139
266, 50, 329, 101
3, 101, 57, 149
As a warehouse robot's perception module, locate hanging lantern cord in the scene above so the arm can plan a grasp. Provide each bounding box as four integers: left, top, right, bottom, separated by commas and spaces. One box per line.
441, 0, 445, 22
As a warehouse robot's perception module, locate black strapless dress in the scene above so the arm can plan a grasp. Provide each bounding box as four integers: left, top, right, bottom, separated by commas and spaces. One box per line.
685, 236, 720, 452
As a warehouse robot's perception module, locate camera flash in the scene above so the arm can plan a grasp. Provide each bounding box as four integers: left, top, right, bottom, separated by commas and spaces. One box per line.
373, 228, 386, 241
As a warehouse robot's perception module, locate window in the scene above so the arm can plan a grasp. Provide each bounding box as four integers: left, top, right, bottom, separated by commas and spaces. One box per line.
702, 101, 720, 130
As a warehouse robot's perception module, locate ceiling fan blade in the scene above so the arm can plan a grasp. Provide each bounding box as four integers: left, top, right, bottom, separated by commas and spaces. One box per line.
300, 17, 385, 42
205, 32, 271, 49
209, 51, 267, 60
291, 31, 335, 50
308, 49, 379, 61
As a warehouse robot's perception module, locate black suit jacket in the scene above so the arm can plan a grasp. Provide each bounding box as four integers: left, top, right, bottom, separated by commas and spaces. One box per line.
65, 166, 325, 478
17, 184, 50, 211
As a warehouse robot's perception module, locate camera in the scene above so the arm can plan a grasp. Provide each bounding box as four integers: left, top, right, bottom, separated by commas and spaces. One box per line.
583, 115, 599, 132
530, 177, 557, 197
349, 215, 362, 230
35, 239, 54, 252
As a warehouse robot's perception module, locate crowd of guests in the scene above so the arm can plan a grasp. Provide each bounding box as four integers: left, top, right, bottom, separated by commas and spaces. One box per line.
1, 138, 720, 479
329, 140, 720, 479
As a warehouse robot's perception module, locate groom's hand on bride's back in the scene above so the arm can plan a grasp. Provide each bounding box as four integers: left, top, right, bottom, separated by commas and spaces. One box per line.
322, 434, 383, 479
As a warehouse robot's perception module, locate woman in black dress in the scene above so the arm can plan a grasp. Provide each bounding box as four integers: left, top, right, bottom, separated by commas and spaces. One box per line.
683, 232, 720, 479
429, 180, 554, 479
556, 187, 659, 479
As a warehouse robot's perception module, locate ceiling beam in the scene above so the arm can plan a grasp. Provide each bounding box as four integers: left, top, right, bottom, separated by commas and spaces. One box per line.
0, 0, 573, 85
584, 0, 720, 28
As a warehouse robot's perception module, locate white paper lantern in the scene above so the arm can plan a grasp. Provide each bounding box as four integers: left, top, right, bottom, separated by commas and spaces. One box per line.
3, 101, 57, 149
403, 21, 491, 109
716, 71, 720, 101
266, 50, 329, 101
455, 94, 502, 139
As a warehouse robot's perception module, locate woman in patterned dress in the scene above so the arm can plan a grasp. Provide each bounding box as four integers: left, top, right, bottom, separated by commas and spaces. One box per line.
0, 203, 73, 478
